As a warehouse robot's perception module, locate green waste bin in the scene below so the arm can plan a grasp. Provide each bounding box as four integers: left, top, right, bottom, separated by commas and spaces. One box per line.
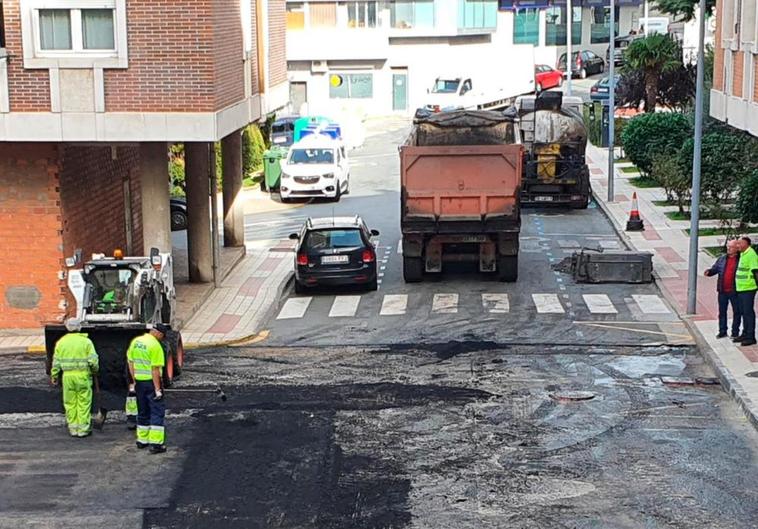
263, 146, 287, 191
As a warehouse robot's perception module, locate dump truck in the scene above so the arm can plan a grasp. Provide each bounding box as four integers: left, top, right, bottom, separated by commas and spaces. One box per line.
515, 92, 591, 209
401, 110, 523, 282
44, 248, 185, 390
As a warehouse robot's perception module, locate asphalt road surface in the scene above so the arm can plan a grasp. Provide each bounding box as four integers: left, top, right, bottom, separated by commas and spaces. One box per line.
1, 118, 757, 529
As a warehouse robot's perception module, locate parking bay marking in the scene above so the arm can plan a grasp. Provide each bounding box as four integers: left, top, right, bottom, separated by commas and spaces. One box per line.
532, 294, 565, 314
583, 294, 618, 314
633, 294, 672, 314
432, 293, 458, 314
482, 293, 509, 313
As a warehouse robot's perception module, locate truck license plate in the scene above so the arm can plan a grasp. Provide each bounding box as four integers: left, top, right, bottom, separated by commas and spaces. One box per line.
321, 255, 349, 264
534, 196, 554, 202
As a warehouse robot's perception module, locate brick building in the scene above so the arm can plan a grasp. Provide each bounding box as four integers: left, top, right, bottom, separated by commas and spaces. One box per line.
0, 0, 289, 328
710, 0, 758, 135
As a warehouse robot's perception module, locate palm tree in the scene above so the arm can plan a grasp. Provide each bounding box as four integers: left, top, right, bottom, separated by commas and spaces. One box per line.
623, 34, 682, 112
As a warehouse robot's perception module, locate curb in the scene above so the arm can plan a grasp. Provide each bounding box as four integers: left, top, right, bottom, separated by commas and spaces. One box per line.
591, 181, 758, 431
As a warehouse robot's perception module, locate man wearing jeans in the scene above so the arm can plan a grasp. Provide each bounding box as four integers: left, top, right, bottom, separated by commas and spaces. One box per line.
704, 240, 741, 339
734, 237, 758, 347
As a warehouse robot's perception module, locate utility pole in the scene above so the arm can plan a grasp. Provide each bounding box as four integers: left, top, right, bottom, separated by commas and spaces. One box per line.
686, 0, 707, 314
644, 0, 649, 35
567, 0, 573, 96
607, 0, 615, 202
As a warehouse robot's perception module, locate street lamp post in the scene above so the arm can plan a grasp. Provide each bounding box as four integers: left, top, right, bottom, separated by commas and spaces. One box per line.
567, 0, 573, 96
686, 0, 707, 314
607, 0, 615, 202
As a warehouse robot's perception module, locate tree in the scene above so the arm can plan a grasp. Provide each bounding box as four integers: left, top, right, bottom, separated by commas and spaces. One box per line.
622, 34, 682, 112
617, 62, 696, 110
621, 112, 691, 176
652, 154, 690, 213
737, 169, 758, 225
652, 0, 715, 21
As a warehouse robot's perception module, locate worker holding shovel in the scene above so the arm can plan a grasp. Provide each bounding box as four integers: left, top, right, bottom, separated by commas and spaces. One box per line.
50, 318, 99, 437
126, 323, 169, 454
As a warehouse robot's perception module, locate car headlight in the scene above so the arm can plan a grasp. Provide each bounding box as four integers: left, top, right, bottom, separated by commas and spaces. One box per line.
281, 172, 291, 179
323, 173, 334, 179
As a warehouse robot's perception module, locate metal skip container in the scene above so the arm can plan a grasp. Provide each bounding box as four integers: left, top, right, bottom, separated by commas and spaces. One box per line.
570, 249, 654, 284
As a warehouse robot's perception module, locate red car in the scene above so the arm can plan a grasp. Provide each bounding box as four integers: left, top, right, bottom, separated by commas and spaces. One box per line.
535, 64, 563, 92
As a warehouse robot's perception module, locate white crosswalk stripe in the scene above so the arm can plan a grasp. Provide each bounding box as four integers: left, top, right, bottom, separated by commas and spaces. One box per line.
632, 294, 671, 314
582, 294, 618, 314
482, 293, 509, 313
329, 296, 361, 318
277, 297, 312, 319
532, 293, 565, 314
432, 293, 458, 314
380, 294, 408, 316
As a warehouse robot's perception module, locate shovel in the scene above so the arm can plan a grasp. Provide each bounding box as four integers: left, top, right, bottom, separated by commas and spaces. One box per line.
92, 376, 108, 430
165, 386, 227, 401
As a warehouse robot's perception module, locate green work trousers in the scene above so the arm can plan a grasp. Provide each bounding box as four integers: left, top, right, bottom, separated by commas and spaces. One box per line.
62, 372, 93, 437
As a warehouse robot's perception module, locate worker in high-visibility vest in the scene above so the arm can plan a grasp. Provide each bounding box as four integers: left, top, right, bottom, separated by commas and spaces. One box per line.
50, 319, 99, 437
735, 236, 758, 347
126, 324, 169, 453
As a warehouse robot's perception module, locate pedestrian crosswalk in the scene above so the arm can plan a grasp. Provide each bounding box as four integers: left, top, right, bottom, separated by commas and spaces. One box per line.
276, 291, 673, 321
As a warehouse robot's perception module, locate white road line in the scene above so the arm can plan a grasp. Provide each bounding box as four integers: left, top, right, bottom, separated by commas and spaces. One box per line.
482, 293, 509, 313
397, 239, 403, 254
432, 293, 458, 314
329, 296, 361, 318
633, 294, 671, 314
583, 294, 618, 314
532, 293, 565, 314
277, 297, 312, 319
380, 294, 407, 316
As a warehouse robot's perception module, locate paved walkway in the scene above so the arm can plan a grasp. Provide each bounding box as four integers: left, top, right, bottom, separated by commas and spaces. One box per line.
587, 143, 758, 428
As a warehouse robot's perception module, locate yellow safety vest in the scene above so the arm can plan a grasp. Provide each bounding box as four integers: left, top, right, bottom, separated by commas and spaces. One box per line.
126, 334, 165, 381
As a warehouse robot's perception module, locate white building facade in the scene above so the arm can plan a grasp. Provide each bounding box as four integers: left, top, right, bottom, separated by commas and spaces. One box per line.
286, 0, 644, 117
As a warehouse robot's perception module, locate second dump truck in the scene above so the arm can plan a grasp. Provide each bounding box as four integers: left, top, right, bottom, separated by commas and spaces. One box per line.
400, 110, 523, 282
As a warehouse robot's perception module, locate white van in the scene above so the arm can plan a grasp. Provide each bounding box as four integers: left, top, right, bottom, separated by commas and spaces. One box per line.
279, 135, 350, 202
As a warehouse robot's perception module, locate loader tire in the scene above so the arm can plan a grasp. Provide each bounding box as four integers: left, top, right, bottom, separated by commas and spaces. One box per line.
403, 257, 423, 283
166, 330, 184, 378
497, 256, 518, 282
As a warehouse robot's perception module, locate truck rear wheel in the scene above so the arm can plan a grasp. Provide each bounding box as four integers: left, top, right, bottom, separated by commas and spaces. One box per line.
403, 257, 423, 283
497, 256, 518, 282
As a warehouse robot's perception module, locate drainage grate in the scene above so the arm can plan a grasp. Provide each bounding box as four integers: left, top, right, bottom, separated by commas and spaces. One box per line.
550, 391, 595, 402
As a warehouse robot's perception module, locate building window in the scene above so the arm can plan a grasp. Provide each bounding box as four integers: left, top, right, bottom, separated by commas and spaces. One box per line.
458, 0, 497, 30
286, 2, 305, 30
346, 1, 377, 27
513, 8, 539, 44
590, 6, 619, 43
329, 72, 373, 98
545, 6, 581, 46
310, 2, 337, 27
35, 6, 116, 52
391, 1, 435, 29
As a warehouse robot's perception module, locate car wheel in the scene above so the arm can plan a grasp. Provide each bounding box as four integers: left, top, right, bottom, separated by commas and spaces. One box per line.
580, 68, 587, 79
344, 176, 350, 195
171, 210, 188, 231
536, 82, 542, 93
294, 281, 307, 295
280, 193, 290, 204
558, 77, 563, 87
333, 183, 342, 202
367, 277, 378, 291
599, 63, 605, 73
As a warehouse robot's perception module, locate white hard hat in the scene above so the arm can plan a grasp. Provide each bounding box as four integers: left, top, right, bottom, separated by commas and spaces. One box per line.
65, 318, 82, 332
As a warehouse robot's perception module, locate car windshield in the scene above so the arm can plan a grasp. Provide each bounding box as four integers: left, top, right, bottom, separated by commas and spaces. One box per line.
89, 268, 136, 313
289, 148, 334, 164
304, 229, 363, 250
431, 79, 460, 93
272, 122, 294, 133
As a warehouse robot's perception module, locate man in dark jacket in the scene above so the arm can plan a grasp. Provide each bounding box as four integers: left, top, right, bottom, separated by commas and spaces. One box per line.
704, 240, 742, 339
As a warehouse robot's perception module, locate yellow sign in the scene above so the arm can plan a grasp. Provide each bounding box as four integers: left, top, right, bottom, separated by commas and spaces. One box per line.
330, 74, 344, 88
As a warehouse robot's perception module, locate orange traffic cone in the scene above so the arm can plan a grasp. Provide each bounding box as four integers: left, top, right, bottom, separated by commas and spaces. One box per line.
626, 192, 645, 231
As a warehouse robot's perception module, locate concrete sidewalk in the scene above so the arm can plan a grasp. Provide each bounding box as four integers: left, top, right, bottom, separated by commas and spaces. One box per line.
587, 143, 758, 428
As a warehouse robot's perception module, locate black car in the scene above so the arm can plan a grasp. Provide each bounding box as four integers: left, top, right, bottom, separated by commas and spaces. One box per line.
557, 50, 605, 79
290, 216, 379, 293
170, 197, 188, 231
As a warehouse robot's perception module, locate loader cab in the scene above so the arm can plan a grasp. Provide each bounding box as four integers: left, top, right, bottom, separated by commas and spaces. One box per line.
80, 258, 149, 322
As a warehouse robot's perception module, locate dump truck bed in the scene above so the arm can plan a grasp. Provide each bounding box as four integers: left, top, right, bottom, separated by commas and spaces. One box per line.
400, 143, 523, 234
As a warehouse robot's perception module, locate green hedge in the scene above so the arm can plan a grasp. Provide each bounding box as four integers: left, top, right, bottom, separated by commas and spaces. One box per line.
621, 112, 691, 176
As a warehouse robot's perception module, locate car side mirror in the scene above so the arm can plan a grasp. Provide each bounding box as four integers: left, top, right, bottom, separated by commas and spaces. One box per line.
289, 233, 300, 240
370, 229, 380, 237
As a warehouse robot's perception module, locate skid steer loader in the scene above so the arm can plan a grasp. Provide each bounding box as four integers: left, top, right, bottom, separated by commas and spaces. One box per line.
45, 248, 185, 389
